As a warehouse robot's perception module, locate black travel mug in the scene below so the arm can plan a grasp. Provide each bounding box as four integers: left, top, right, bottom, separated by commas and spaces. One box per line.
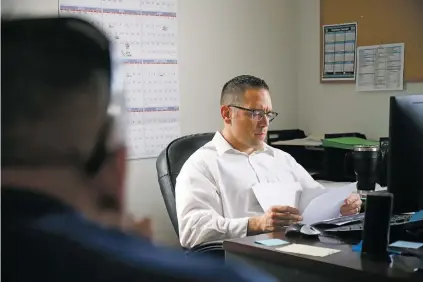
353, 145, 379, 193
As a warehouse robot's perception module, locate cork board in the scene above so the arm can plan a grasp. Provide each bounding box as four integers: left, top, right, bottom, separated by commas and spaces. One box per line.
320, 0, 423, 82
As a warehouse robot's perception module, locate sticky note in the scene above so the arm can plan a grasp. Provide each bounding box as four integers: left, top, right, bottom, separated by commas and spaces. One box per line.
410, 210, 423, 222
276, 244, 340, 257
255, 239, 289, 247
389, 241, 423, 249
352, 241, 362, 252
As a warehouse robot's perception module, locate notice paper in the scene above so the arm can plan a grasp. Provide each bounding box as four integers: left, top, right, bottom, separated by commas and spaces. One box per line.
276, 244, 340, 257
356, 43, 405, 92
301, 183, 357, 225
252, 182, 302, 212
322, 22, 357, 81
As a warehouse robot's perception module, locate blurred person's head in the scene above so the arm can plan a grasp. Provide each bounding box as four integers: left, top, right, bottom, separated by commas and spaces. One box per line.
219, 75, 278, 154
1, 17, 127, 224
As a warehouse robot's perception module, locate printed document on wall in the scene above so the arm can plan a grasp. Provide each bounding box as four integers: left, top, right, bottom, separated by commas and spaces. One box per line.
356, 43, 404, 92
322, 22, 357, 81
59, 0, 180, 159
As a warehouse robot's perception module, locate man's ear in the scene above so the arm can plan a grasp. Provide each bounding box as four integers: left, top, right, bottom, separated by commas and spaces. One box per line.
220, 105, 232, 125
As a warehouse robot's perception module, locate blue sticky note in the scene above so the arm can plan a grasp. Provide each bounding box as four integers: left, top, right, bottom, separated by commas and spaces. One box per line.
389, 241, 423, 249
409, 210, 423, 222
352, 241, 362, 252
255, 239, 289, 247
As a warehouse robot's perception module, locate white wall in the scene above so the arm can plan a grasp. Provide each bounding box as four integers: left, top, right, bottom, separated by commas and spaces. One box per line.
2, 0, 299, 246
297, 0, 423, 140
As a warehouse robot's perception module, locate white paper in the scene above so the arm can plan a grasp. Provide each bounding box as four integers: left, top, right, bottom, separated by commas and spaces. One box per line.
59, 0, 180, 159
252, 182, 302, 212
301, 183, 358, 225
356, 43, 404, 92
276, 244, 340, 257
272, 136, 322, 147
322, 22, 357, 81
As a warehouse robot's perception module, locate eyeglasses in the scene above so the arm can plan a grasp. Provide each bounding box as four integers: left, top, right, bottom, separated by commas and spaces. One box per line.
228, 105, 278, 123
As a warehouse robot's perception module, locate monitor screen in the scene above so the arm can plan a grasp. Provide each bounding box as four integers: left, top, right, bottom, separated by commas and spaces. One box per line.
388, 94, 423, 213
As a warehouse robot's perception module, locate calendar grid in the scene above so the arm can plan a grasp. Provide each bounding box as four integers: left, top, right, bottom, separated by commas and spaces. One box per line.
59, 0, 180, 159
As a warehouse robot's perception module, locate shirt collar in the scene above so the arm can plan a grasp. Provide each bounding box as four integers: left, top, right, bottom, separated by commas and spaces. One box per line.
212, 131, 275, 157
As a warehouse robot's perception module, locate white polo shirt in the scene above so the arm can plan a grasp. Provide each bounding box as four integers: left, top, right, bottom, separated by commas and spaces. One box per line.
175, 131, 326, 248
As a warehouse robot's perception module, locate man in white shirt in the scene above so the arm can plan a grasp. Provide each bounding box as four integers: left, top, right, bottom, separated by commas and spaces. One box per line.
175, 75, 362, 249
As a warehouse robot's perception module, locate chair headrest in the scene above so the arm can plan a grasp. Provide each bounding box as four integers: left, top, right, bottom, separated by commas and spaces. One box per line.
166, 133, 214, 182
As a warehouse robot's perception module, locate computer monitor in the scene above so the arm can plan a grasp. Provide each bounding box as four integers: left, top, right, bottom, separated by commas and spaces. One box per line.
388, 94, 423, 213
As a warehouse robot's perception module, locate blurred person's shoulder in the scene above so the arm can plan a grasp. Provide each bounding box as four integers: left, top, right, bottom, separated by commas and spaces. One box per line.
2, 188, 276, 282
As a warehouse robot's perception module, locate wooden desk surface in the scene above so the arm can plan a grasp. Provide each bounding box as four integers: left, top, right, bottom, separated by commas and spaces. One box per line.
223, 231, 423, 282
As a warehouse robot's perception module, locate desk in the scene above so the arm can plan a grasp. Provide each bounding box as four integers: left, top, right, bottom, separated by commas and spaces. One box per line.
223, 231, 422, 282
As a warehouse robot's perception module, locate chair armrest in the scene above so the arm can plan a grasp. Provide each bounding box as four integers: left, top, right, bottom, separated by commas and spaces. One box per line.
185, 241, 224, 260
190, 240, 223, 253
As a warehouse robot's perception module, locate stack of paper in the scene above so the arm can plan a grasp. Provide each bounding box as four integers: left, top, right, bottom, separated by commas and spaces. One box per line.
252, 182, 358, 225
300, 183, 357, 224
272, 136, 323, 147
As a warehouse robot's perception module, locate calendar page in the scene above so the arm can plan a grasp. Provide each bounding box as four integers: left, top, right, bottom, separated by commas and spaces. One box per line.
59, 0, 180, 159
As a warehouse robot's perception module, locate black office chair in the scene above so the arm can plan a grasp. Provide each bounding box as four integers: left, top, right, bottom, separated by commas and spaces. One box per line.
156, 133, 224, 257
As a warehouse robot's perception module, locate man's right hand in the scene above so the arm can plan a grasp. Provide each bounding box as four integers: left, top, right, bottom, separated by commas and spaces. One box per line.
247, 206, 303, 235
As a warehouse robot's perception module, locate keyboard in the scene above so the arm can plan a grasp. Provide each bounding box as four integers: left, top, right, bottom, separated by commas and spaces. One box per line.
319, 213, 366, 226
323, 214, 413, 232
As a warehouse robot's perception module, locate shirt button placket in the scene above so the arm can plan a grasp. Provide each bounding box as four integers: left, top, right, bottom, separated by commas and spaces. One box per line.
248, 154, 260, 182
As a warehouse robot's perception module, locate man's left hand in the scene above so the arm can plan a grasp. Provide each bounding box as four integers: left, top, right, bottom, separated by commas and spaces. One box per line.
122, 215, 153, 240
340, 193, 362, 216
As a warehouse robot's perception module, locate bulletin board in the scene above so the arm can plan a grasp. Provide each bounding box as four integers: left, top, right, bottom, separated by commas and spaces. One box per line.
320, 0, 423, 82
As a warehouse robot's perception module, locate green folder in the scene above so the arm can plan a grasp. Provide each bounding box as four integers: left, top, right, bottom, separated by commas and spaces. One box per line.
322, 137, 379, 150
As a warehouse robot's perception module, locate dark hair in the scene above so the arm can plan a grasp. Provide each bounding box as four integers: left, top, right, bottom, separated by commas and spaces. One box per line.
220, 75, 269, 105
1, 17, 112, 166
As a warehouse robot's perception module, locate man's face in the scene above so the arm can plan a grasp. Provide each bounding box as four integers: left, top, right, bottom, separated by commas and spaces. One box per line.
230, 88, 273, 150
